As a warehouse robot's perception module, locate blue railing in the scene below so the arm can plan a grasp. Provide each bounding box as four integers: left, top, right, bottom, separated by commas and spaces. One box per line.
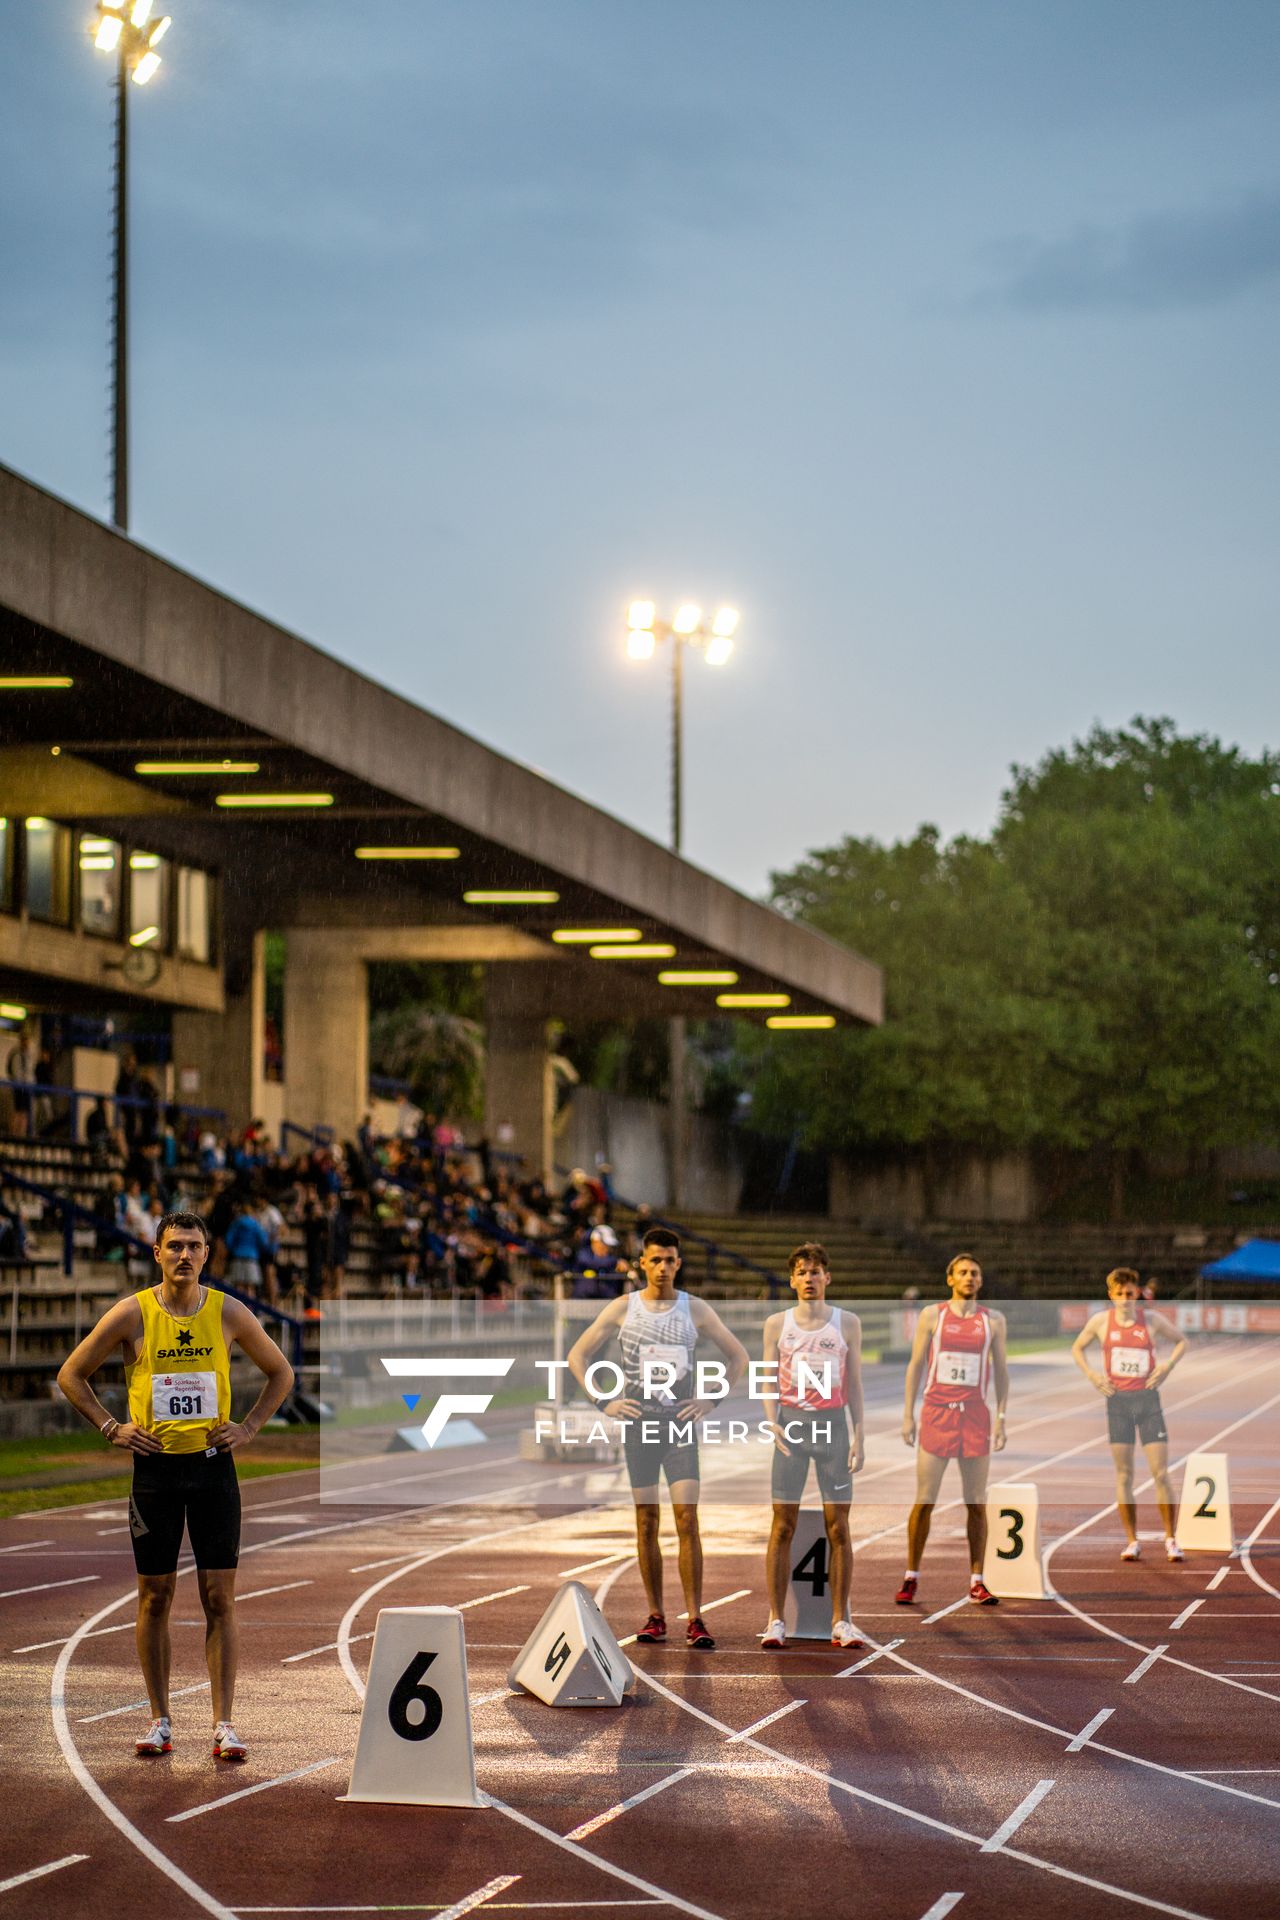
1, 1076, 225, 1139
280, 1118, 336, 1153
0, 1160, 306, 1369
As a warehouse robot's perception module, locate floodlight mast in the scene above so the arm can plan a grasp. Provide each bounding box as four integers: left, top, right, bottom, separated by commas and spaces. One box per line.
90, 3, 173, 532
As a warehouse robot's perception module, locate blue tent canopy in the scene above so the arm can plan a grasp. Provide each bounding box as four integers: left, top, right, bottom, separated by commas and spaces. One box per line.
1201, 1238, 1280, 1283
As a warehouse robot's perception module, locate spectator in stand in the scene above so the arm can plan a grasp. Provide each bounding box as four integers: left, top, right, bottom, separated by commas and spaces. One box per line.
123, 1177, 157, 1246
114, 1050, 140, 1146
198, 1131, 225, 1174
224, 1195, 271, 1295
135, 1070, 161, 1147
34, 1046, 58, 1137
326, 1191, 352, 1298
572, 1224, 630, 1299
302, 1195, 328, 1315
0, 1197, 27, 1261
86, 1095, 113, 1160
5, 1027, 37, 1137
255, 1193, 284, 1307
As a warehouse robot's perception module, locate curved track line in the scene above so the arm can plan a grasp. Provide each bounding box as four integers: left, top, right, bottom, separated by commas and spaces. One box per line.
1240, 1493, 1280, 1604
1042, 1371, 1280, 1704
636, 1668, 1213, 1920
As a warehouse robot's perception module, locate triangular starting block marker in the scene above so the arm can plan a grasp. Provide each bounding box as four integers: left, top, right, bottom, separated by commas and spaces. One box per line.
983, 1482, 1047, 1598
1175, 1452, 1233, 1553
347, 1606, 483, 1807
508, 1581, 633, 1706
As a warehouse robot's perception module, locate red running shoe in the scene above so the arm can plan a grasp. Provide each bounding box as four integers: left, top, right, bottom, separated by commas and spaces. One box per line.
968, 1578, 999, 1606
635, 1612, 666, 1643
686, 1617, 716, 1649
894, 1575, 918, 1606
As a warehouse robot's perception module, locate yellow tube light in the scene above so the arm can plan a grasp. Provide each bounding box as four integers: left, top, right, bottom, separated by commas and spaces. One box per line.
130, 926, 160, 947
766, 1014, 837, 1030
464, 890, 560, 905
80, 837, 115, 853
356, 846, 460, 860
129, 853, 161, 869
25, 817, 52, 830
717, 992, 791, 1009
552, 928, 643, 944
0, 676, 73, 689
658, 971, 739, 986
79, 856, 116, 871
0, 1004, 27, 1022
215, 793, 333, 808
135, 761, 260, 775
590, 944, 676, 960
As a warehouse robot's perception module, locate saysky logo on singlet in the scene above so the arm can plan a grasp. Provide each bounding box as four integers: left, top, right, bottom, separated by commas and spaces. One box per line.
380, 1356, 516, 1445
156, 1343, 213, 1360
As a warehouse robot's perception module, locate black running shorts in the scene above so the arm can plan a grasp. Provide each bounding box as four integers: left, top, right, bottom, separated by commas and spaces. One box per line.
129, 1448, 242, 1575
623, 1408, 700, 1495
771, 1417, 852, 1504
1106, 1388, 1167, 1448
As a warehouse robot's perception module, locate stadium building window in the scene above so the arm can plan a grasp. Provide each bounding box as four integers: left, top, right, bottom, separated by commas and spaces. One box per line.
24, 817, 71, 924
177, 865, 212, 963
0, 818, 12, 913
78, 834, 122, 938
128, 851, 169, 950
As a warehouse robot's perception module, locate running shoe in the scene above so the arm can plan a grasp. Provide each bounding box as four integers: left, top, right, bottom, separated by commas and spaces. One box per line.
894, 1574, 919, 1606
761, 1618, 787, 1649
968, 1578, 1000, 1606
634, 1612, 667, 1644
686, 1617, 716, 1650
1120, 1540, 1142, 1562
135, 1716, 171, 1756
1165, 1539, 1184, 1563
212, 1721, 247, 1761
831, 1620, 866, 1650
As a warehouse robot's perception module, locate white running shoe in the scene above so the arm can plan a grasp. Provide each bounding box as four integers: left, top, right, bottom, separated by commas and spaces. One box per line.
212, 1721, 247, 1761
831, 1620, 866, 1650
761, 1619, 787, 1650
136, 1716, 171, 1756
1165, 1538, 1184, 1563
1121, 1540, 1142, 1562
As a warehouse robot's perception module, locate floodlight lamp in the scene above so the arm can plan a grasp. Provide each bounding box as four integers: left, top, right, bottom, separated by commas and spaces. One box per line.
94, 12, 125, 51
627, 600, 656, 632
672, 604, 702, 636
704, 635, 734, 667
131, 49, 161, 82
130, 0, 153, 25
712, 607, 740, 638
626, 629, 656, 661
148, 14, 172, 44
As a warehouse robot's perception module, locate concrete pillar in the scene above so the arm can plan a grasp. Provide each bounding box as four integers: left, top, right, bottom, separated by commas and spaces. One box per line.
172, 931, 267, 1132
485, 964, 555, 1179
283, 929, 368, 1143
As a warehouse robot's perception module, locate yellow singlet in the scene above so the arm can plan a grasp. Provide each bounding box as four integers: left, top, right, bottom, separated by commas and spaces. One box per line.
127, 1286, 232, 1454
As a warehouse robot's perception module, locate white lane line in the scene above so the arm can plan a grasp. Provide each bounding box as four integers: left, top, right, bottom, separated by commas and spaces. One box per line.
1240, 1492, 1280, 1602
0, 1854, 90, 1895
1170, 1599, 1205, 1631
1206, 1566, 1230, 1592
919, 1898, 965, 1920
472, 1685, 519, 1708
838, 1636, 902, 1678
0, 1574, 98, 1599
79, 1680, 210, 1723
167, 1757, 342, 1823
489, 1793, 727, 1920
0, 1538, 53, 1555
433, 1877, 521, 1920
980, 1779, 1056, 1854
283, 1630, 374, 1666
725, 1699, 805, 1741
23, 1572, 301, 1654
236, 1580, 313, 1603
348, 1551, 426, 1574
565, 1770, 698, 1842
1181, 1768, 1280, 1775
17, 1619, 135, 1654
1065, 1707, 1114, 1752
640, 1669, 1213, 1918
1123, 1644, 1168, 1685
676, 1590, 750, 1618
921, 1596, 968, 1626
559, 1552, 632, 1578
97, 1526, 129, 1535
457, 1586, 530, 1611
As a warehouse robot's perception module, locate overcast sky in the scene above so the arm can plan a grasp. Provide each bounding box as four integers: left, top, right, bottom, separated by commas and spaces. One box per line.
5, 2, 1279, 895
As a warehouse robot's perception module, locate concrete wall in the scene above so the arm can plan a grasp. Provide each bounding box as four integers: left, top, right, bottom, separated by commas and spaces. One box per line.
831, 1151, 1039, 1225
558, 1087, 745, 1213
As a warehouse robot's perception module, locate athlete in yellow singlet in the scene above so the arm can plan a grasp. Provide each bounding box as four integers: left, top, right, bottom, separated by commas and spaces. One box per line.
59, 1210, 294, 1760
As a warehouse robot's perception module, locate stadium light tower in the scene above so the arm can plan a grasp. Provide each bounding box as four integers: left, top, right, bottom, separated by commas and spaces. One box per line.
625, 601, 739, 855
90, 2, 174, 532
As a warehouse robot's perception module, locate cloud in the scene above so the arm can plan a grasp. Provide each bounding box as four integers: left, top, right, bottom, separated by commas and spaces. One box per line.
989, 191, 1280, 313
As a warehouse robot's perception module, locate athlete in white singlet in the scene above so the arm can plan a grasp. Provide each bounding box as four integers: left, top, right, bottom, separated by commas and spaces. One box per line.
1072, 1266, 1187, 1561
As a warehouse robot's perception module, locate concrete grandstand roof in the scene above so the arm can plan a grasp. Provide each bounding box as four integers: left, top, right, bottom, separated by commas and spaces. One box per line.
0, 462, 882, 1025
